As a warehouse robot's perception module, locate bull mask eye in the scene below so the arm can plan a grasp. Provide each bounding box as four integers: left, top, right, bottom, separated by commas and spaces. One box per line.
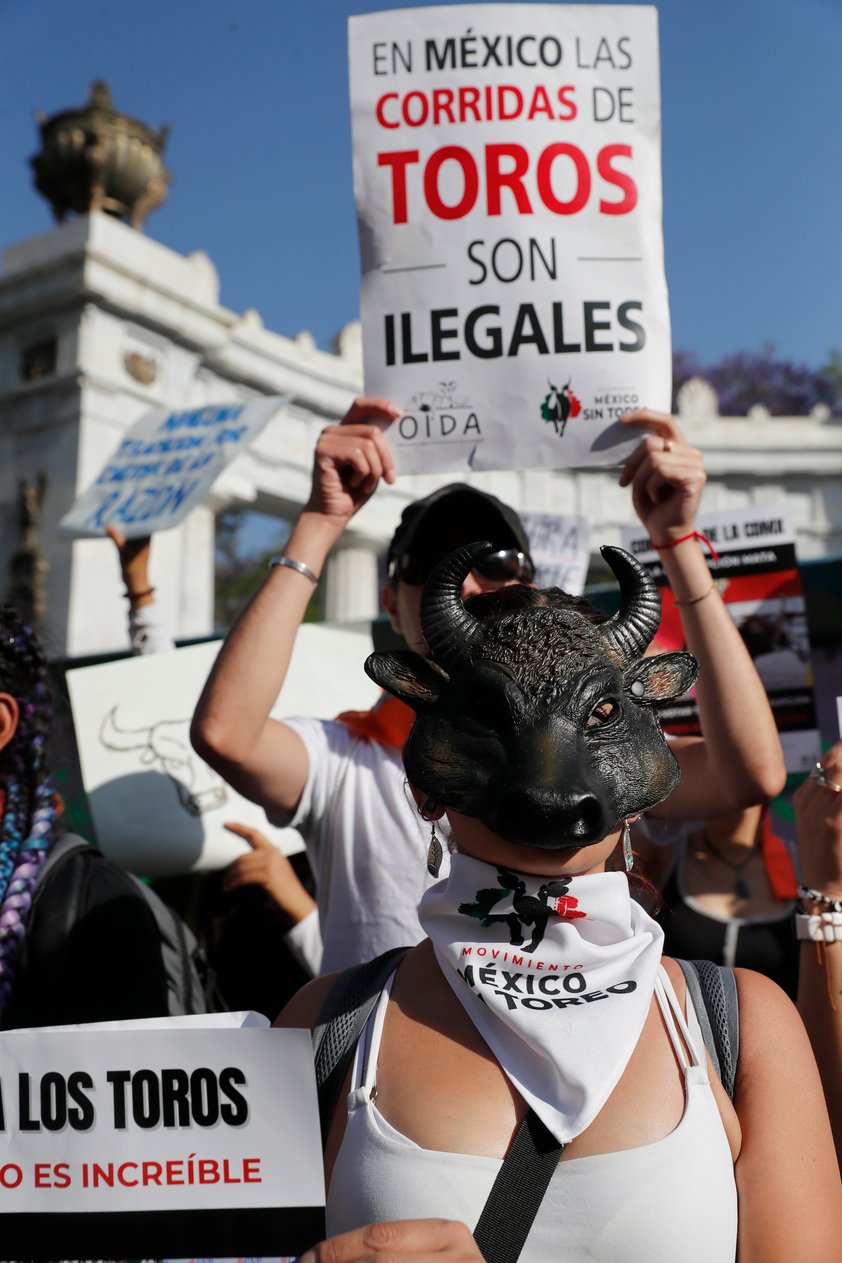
586, 698, 619, 728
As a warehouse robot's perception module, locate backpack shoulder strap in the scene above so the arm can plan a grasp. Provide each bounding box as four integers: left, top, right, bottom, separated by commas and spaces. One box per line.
312, 945, 411, 1145
677, 958, 740, 1101
36, 833, 95, 883
472, 1109, 563, 1263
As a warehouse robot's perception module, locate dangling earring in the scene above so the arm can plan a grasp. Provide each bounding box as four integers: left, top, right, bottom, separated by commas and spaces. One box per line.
622, 820, 634, 873
427, 820, 443, 878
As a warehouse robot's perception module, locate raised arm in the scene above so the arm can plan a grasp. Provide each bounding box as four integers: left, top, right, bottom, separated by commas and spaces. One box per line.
190, 397, 399, 817
619, 409, 785, 818
106, 525, 176, 654
794, 744, 842, 1169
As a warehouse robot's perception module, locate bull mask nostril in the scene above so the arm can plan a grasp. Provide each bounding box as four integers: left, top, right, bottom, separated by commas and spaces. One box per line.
569, 795, 605, 842
496, 789, 606, 850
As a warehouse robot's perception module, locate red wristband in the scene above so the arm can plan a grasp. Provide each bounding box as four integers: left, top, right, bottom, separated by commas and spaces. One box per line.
651, 530, 719, 562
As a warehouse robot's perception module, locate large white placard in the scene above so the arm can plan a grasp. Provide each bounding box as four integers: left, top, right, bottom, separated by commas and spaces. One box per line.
60, 397, 287, 539
0, 1023, 324, 1258
66, 622, 382, 875
349, 4, 669, 474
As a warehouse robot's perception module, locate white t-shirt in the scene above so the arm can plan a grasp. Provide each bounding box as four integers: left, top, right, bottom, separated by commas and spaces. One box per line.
268, 716, 451, 974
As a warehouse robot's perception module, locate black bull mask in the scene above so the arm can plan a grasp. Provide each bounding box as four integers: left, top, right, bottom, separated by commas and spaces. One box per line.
365, 542, 699, 851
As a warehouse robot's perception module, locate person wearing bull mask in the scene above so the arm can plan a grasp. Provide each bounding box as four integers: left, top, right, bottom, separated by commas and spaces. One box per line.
278, 544, 841, 1263
192, 399, 539, 975
192, 398, 785, 975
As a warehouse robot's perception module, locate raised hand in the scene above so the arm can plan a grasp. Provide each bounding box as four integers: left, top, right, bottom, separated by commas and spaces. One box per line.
795, 742, 842, 901
304, 397, 401, 527
618, 409, 706, 545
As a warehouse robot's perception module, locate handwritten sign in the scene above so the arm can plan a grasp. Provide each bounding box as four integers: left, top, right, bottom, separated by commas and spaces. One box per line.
65, 623, 382, 875
349, 4, 669, 474
0, 1023, 324, 1259
60, 397, 286, 539
622, 505, 821, 772
520, 511, 591, 594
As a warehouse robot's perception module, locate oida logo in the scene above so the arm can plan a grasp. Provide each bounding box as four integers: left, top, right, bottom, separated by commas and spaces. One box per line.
540, 380, 582, 438
398, 381, 482, 443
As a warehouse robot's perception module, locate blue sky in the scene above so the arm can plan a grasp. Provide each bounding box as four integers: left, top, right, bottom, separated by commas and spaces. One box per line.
1, 0, 839, 370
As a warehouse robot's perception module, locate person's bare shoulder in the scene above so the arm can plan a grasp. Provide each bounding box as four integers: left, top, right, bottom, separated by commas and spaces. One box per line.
273, 972, 340, 1030
731, 967, 842, 1251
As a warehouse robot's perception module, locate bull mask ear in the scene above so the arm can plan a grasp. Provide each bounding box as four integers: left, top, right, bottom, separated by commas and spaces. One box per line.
622, 651, 699, 706
598, 546, 662, 665
364, 651, 450, 711
420, 541, 491, 670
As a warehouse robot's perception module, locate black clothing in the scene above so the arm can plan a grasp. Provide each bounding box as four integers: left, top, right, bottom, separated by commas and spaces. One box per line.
3, 838, 169, 1029
661, 847, 798, 998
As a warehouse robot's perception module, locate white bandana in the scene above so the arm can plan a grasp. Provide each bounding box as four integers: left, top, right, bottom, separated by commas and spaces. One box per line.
418, 852, 664, 1145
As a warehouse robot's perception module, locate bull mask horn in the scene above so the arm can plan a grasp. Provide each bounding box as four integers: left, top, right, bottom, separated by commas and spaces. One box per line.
597, 546, 662, 664
419, 541, 491, 669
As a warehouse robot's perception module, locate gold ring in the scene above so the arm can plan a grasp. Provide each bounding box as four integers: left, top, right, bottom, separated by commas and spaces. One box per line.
811, 762, 842, 793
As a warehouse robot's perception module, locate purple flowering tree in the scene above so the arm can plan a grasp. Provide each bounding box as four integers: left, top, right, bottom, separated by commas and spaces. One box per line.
672, 344, 841, 416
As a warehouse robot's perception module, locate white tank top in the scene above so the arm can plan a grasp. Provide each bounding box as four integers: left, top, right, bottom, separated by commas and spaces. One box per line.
327, 965, 738, 1262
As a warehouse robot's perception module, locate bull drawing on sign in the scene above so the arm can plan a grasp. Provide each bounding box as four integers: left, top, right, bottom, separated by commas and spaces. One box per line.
459, 869, 585, 952
99, 705, 228, 817
541, 380, 581, 438
434, 381, 471, 410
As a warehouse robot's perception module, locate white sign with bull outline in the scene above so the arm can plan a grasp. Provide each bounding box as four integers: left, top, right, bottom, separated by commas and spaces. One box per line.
66, 623, 382, 875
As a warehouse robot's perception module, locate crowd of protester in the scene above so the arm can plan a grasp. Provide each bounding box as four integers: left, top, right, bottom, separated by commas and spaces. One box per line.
0, 398, 840, 1256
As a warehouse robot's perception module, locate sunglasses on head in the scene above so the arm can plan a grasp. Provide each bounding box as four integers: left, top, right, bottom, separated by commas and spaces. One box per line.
390, 548, 535, 587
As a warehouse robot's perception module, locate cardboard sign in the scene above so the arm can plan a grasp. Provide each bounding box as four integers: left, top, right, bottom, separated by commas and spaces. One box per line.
349, 3, 669, 474
60, 397, 287, 539
0, 1023, 324, 1259
621, 506, 821, 772
520, 511, 591, 594
65, 623, 381, 875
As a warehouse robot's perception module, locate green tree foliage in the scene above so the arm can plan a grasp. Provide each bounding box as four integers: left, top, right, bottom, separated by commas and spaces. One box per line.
214, 509, 323, 633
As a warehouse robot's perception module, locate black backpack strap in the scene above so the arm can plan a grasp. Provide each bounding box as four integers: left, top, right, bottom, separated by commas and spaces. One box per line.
472, 1109, 564, 1263
312, 945, 411, 1145
677, 958, 740, 1101
36, 833, 94, 882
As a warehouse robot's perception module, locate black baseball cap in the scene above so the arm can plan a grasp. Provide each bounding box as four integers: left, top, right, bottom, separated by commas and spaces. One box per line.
386, 484, 533, 585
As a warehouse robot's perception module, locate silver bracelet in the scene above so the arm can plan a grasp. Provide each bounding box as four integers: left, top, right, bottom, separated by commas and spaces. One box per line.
797, 884, 842, 913
795, 911, 842, 943
269, 555, 319, 585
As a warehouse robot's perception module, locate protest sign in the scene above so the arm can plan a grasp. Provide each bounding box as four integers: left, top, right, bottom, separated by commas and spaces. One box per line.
60, 397, 287, 539
0, 1023, 324, 1259
621, 506, 821, 772
66, 622, 381, 875
349, 4, 669, 475
520, 510, 591, 593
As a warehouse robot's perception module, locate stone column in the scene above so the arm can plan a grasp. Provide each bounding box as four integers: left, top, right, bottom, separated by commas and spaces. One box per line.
323, 539, 382, 623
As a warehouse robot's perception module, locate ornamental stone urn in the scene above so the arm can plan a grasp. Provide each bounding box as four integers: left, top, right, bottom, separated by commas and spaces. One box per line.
30, 81, 171, 230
